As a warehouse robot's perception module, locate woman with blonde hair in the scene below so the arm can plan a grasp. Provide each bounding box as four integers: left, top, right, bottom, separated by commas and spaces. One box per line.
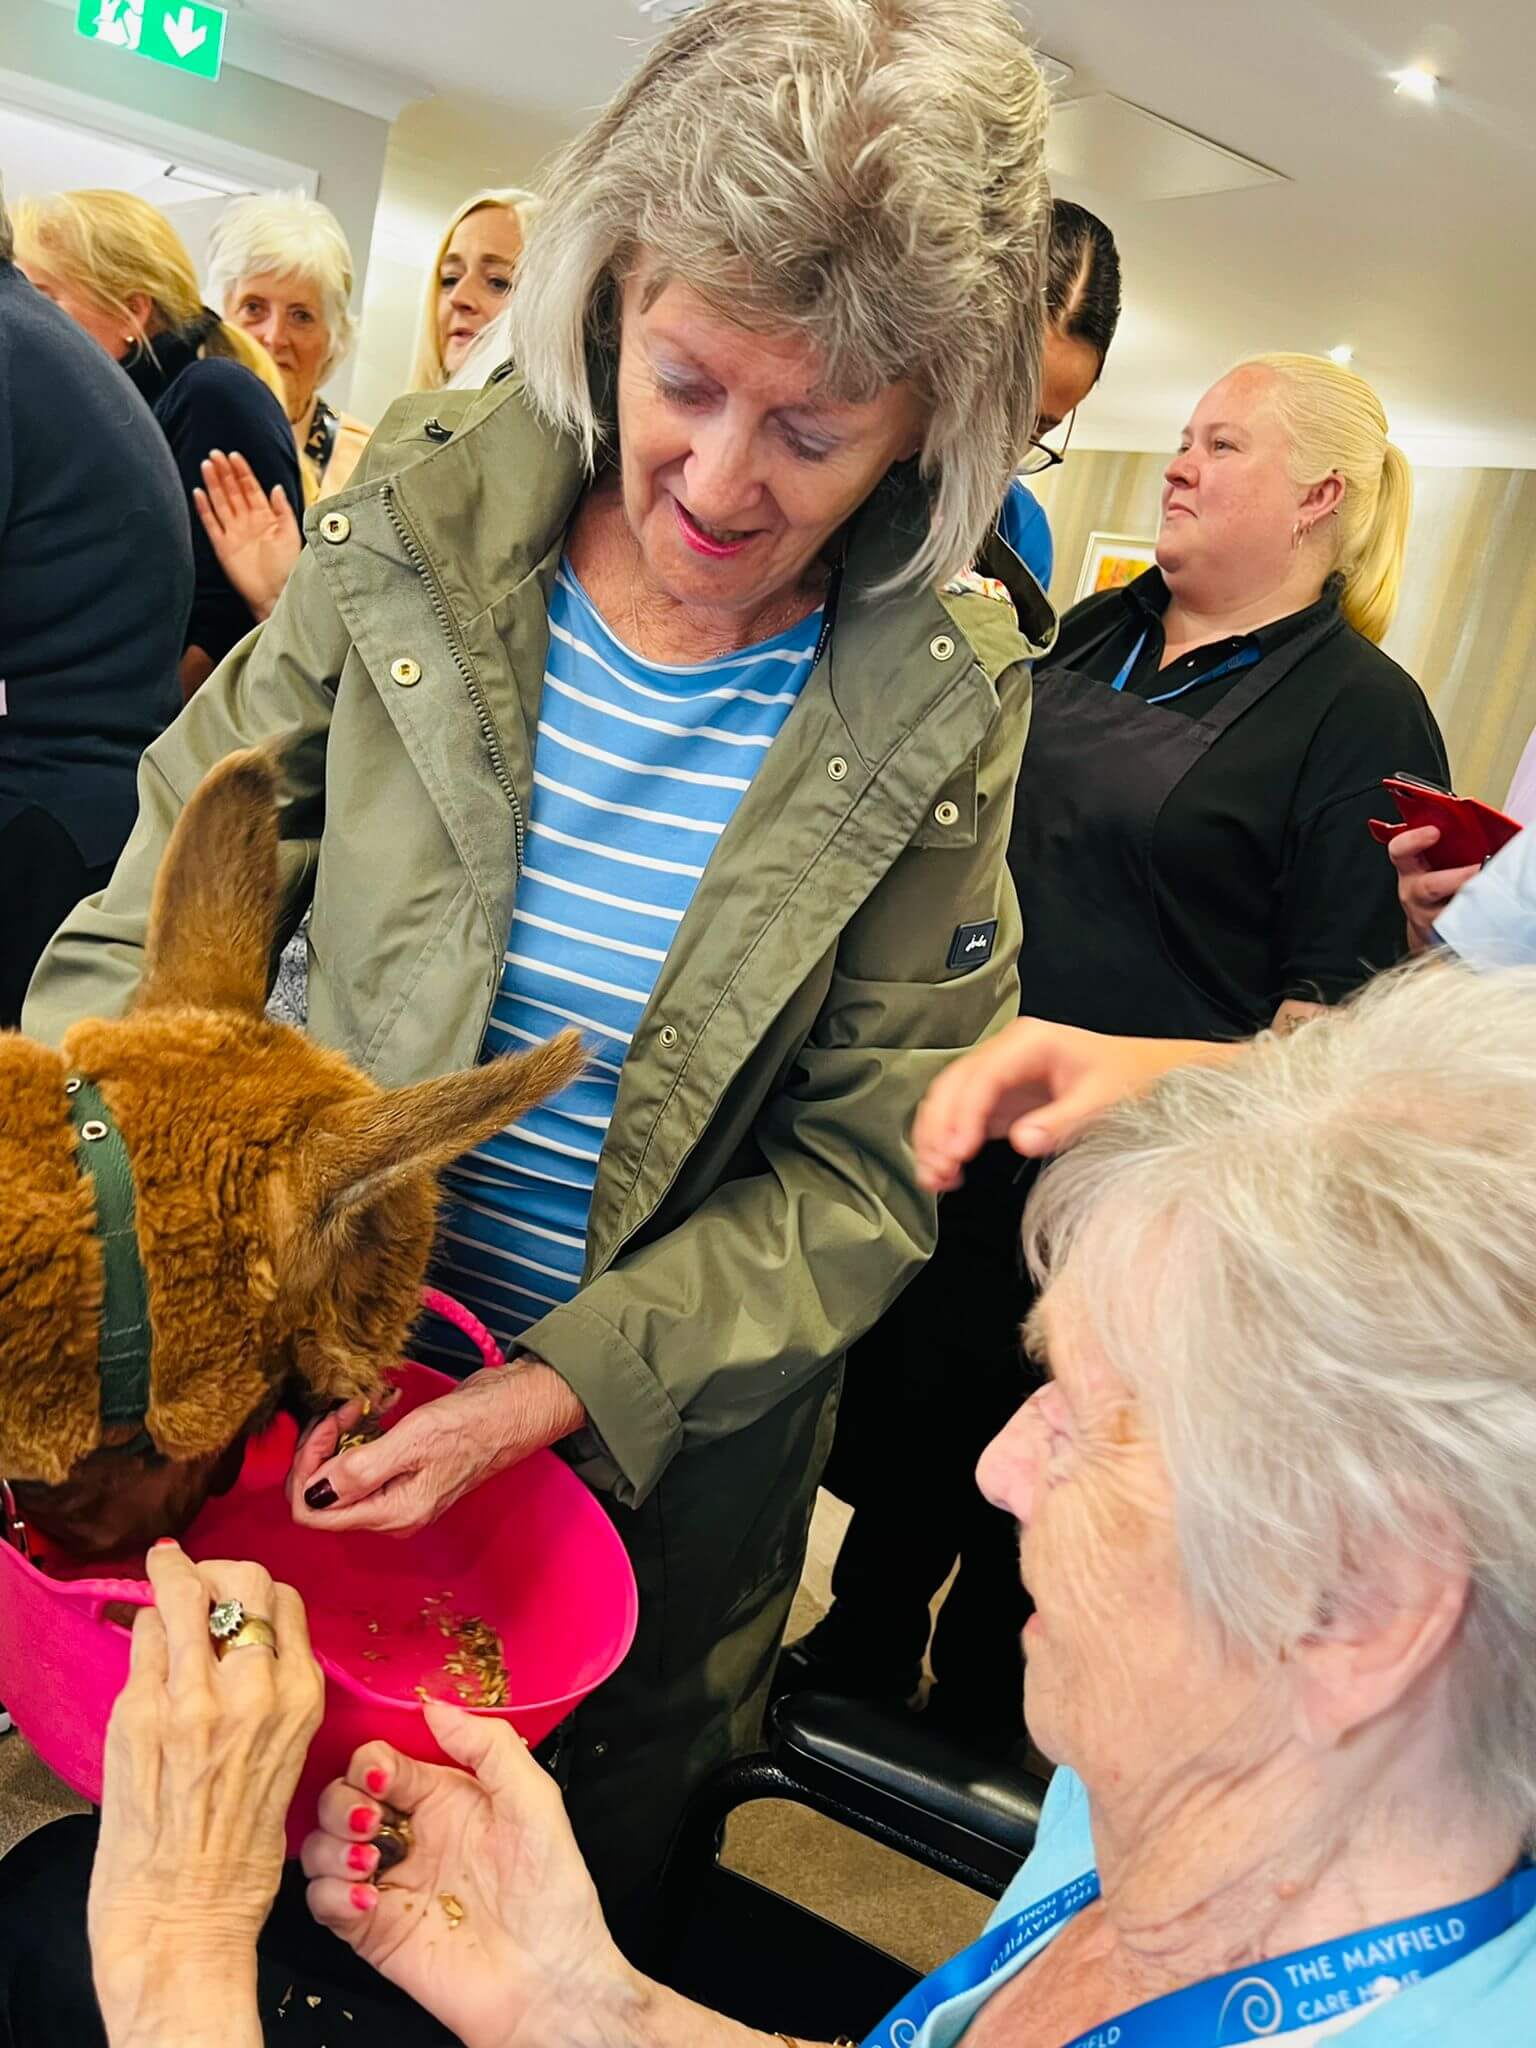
412, 187, 540, 390
797, 352, 1451, 1754
14, 189, 301, 696
207, 190, 370, 498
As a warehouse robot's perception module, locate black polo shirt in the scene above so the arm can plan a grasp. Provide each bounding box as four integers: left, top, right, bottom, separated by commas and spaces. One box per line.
1031, 568, 1449, 1023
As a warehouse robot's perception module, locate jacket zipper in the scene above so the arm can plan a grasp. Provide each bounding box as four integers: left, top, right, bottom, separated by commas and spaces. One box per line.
380, 481, 526, 872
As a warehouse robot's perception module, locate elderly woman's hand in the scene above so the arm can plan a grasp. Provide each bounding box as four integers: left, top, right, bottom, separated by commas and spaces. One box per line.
287, 1361, 587, 1536
912, 1017, 1231, 1189
193, 449, 304, 623
89, 1542, 323, 2048
304, 1703, 641, 2048
1388, 824, 1483, 952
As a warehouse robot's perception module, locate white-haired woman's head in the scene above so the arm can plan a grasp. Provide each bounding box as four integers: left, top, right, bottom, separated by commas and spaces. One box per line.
207, 192, 358, 425
998, 961, 1536, 1849
503, 0, 1051, 596
413, 188, 541, 392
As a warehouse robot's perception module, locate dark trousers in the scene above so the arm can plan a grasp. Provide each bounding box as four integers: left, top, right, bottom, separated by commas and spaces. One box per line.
0, 808, 114, 1028
0, 1816, 457, 2046
815, 1145, 1039, 1743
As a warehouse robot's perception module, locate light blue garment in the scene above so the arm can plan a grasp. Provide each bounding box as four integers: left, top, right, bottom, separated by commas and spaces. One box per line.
421, 563, 820, 1367
998, 479, 1054, 591
1433, 827, 1536, 969
906, 1768, 1536, 2048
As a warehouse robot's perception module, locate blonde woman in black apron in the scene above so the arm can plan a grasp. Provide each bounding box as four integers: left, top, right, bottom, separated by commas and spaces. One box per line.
796, 354, 1449, 1752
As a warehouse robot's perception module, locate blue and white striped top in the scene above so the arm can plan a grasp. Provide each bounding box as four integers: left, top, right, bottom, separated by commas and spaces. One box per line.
419, 562, 822, 1372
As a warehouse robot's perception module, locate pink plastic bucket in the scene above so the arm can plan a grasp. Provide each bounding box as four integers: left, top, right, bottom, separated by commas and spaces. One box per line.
0, 1293, 638, 1852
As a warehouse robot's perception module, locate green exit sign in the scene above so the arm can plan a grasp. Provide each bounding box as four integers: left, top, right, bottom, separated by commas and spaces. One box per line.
75, 0, 228, 82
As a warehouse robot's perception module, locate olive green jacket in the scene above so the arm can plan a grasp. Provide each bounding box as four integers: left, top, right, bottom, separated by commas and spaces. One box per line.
26, 374, 1053, 1510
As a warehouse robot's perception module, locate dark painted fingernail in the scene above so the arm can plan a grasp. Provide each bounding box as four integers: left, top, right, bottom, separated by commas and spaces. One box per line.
305, 1480, 338, 1510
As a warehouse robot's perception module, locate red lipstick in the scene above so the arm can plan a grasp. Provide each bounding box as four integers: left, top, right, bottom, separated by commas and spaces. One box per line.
674, 498, 754, 559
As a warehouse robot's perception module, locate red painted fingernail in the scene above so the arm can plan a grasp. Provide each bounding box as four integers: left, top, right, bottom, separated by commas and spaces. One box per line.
349, 1885, 377, 1912
348, 1805, 376, 1835
153, 1537, 177, 1548
347, 1843, 378, 1874
365, 1767, 388, 1796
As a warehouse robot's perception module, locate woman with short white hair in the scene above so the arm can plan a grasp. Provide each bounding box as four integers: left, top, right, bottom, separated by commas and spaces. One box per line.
29, 0, 1055, 1942
207, 190, 371, 497
23, 963, 1532, 2044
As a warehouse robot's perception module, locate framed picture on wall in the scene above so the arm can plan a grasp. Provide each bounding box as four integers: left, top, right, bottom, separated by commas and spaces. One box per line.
1075, 531, 1159, 603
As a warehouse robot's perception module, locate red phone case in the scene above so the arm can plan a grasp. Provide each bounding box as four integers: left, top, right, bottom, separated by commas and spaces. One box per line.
1367, 777, 1522, 868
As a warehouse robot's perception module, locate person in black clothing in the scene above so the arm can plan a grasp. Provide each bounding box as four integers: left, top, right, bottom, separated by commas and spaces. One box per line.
0, 190, 191, 1026
793, 352, 1449, 1751
14, 189, 302, 699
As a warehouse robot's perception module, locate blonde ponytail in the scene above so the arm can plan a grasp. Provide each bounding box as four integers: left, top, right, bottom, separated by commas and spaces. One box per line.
1343, 438, 1412, 645
1244, 352, 1412, 645
12, 189, 287, 414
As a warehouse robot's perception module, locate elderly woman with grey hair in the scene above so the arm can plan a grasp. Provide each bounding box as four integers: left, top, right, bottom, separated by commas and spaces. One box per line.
25, 0, 1054, 1946
6, 964, 1532, 2045
206, 190, 371, 498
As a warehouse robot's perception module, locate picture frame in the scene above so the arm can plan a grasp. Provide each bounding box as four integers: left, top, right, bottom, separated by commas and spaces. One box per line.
1074, 531, 1159, 603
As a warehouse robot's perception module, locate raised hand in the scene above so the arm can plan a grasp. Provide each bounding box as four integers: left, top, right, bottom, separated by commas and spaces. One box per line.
911, 1018, 1227, 1190
193, 449, 303, 623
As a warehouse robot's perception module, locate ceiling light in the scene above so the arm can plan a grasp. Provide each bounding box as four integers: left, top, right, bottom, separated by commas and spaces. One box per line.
161, 162, 255, 198
1327, 345, 1354, 366
1391, 65, 1440, 103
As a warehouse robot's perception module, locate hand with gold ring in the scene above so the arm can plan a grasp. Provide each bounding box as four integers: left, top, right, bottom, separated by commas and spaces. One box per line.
88, 1542, 323, 2048
208, 1598, 279, 1661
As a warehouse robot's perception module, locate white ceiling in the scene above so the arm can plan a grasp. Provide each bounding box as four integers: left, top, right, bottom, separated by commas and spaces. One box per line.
205, 1, 1536, 462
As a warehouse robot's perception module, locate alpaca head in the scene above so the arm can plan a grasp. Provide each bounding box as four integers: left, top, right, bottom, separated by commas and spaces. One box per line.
5, 750, 582, 1559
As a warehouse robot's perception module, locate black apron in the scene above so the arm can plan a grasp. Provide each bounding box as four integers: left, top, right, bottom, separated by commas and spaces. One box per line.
823, 602, 1348, 1652
1010, 601, 1347, 1042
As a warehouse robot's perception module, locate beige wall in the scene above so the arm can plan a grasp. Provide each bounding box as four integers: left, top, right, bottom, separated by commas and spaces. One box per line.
1030, 453, 1536, 805
348, 93, 577, 426
2, 4, 390, 411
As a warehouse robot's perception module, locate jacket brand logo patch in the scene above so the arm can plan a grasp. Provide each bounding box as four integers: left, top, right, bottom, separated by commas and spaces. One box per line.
947, 919, 998, 971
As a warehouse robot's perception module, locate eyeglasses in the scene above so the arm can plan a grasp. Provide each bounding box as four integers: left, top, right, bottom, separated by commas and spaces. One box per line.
1017, 408, 1077, 476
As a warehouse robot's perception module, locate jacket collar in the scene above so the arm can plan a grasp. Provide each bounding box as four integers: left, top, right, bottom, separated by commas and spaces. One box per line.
374, 374, 1045, 757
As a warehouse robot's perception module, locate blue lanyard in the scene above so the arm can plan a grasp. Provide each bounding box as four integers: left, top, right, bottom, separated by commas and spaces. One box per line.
1110, 629, 1262, 706
861, 1863, 1536, 2048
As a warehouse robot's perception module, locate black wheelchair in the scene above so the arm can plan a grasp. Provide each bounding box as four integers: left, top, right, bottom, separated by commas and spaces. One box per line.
654, 1692, 1050, 2041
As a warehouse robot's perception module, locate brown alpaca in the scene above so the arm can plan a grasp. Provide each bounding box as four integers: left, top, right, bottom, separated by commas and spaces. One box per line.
0, 750, 582, 1561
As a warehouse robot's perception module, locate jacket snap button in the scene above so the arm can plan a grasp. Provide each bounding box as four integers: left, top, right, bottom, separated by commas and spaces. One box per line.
930, 634, 956, 662
827, 756, 849, 782
318, 512, 351, 544
390, 657, 423, 687
658, 1024, 679, 1049
934, 799, 961, 827
80, 1120, 108, 1142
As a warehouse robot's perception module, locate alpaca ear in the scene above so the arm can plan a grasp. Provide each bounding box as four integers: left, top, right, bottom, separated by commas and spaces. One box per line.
134, 748, 282, 1017
299, 1031, 586, 1225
